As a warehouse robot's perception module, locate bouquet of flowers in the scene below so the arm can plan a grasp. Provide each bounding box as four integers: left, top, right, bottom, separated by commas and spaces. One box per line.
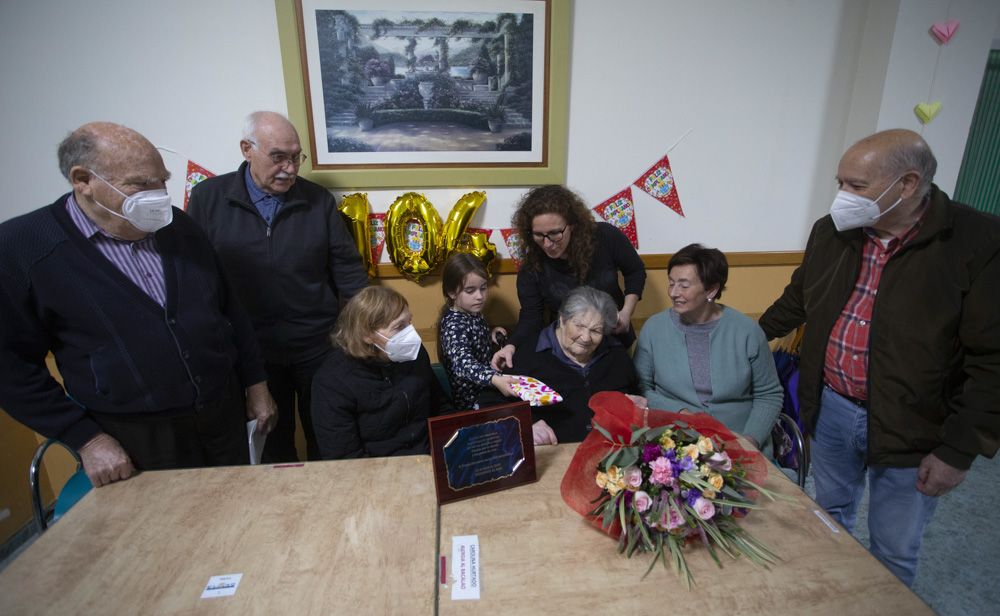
561, 392, 784, 587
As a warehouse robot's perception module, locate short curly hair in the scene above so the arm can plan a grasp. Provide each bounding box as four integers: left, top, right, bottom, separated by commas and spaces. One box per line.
512, 185, 596, 282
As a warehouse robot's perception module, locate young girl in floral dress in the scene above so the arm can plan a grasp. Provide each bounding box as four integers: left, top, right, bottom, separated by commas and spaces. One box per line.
437, 253, 517, 410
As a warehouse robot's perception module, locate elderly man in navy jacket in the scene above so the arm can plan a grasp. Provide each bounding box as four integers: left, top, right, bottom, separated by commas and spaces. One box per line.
0, 122, 276, 487
188, 111, 367, 462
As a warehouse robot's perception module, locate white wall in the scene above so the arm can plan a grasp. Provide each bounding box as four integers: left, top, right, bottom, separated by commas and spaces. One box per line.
1, 0, 996, 257
876, 0, 1000, 192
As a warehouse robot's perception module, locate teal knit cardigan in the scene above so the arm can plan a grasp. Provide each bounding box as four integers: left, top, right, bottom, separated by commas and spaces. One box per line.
633, 306, 783, 455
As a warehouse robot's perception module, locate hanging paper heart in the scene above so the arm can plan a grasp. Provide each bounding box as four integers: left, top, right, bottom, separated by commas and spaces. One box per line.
634, 154, 684, 217
914, 102, 942, 124
593, 187, 638, 249
500, 228, 525, 270
184, 160, 215, 210
930, 20, 959, 45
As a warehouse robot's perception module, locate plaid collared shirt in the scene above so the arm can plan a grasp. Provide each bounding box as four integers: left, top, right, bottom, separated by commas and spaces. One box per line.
823, 218, 923, 401
66, 194, 167, 306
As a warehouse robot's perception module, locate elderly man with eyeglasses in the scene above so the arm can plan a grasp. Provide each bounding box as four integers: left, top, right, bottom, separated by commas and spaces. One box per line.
188, 111, 367, 463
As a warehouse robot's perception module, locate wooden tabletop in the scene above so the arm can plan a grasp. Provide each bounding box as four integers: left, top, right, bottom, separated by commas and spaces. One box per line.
437, 443, 933, 615
0, 456, 438, 615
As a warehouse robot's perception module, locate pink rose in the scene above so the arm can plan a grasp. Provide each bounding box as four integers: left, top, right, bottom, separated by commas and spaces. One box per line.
624, 466, 643, 489
664, 506, 685, 530
649, 457, 674, 485
693, 497, 716, 520
633, 490, 652, 513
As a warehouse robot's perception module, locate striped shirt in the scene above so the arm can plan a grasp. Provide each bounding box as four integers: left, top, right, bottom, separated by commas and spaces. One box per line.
66, 195, 167, 306
823, 217, 923, 401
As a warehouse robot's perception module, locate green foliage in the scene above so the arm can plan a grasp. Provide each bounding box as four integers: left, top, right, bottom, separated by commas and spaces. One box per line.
370, 108, 488, 131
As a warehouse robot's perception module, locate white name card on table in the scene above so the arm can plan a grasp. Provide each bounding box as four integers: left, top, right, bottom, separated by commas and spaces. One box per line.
201, 573, 243, 599
451, 535, 481, 600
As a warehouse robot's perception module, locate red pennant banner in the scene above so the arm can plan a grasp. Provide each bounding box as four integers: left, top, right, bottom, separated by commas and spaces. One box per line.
634, 154, 683, 217
184, 160, 215, 211
466, 227, 493, 240
593, 187, 638, 248
368, 213, 386, 267
500, 228, 525, 270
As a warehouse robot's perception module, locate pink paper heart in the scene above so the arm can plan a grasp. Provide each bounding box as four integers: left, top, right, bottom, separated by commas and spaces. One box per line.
930, 20, 959, 44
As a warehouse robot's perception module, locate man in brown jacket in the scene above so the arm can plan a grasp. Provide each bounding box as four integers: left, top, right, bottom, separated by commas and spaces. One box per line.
759, 129, 1000, 586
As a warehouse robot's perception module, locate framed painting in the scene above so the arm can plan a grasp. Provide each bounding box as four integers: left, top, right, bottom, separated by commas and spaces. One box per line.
275, 0, 570, 188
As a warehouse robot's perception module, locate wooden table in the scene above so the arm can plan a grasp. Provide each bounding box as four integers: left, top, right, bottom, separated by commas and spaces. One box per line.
0, 456, 438, 615
437, 444, 933, 615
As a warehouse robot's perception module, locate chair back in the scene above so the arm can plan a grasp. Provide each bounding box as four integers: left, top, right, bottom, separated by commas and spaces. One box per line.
29, 439, 90, 532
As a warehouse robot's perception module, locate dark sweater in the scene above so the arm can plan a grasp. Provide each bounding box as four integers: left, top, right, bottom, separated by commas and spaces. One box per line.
511, 222, 646, 349
512, 327, 638, 443
311, 345, 449, 459
188, 162, 368, 364
0, 195, 266, 449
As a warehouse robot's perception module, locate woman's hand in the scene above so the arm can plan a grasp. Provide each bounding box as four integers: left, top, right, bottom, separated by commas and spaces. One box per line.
625, 394, 648, 410
491, 344, 516, 371
532, 419, 558, 446
613, 294, 639, 334
490, 326, 508, 345
490, 373, 518, 397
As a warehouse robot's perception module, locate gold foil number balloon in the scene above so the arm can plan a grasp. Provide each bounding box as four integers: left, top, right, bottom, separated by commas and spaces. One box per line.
441, 191, 486, 255
385, 192, 444, 282
453, 231, 498, 278
338, 193, 375, 278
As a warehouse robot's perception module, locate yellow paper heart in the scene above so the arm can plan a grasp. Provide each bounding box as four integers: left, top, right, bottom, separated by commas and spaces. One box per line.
914, 102, 942, 124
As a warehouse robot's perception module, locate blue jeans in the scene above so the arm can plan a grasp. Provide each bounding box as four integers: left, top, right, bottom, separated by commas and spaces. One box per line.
811, 386, 939, 586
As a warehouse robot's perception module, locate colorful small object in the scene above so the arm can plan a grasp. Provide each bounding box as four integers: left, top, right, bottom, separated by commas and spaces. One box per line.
510, 376, 563, 406
634, 154, 684, 217
500, 228, 525, 270
593, 187, 638, 248
914, 101, 942, 124
184, 160, 215, 210
930, 20, 959, 44
368, 212, 386, 273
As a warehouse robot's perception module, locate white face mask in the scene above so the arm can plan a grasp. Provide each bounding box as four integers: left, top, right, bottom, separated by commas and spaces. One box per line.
829, 176, 904, 232
375, 324, 422, 363
89, 170, 173, 233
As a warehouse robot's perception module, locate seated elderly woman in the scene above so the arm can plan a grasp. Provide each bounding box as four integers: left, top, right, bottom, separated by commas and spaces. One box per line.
633, 243, 783, 455
512, 286, 641, 445
311, 286, 448, 459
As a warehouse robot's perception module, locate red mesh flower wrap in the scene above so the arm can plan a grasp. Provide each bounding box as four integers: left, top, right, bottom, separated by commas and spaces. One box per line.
560, 392, 769, 537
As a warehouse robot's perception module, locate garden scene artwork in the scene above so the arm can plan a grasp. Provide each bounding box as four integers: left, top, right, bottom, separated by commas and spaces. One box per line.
299, 1, 547, 167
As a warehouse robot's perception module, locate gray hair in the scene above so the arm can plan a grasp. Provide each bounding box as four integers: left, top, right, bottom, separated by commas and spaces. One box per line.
57, 130, 102, 180
882, 139, 937, 198
242, 111, 294, 142
558, 286, 618, 334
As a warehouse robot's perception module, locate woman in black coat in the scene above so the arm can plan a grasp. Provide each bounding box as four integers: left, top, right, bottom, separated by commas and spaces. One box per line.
311, 286, 448, 459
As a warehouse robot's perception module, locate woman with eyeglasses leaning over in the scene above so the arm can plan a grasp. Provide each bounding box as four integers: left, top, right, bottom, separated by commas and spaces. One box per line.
491, 185, 646, 372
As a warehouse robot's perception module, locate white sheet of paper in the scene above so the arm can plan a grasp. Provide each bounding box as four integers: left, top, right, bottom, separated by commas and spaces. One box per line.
247, 420, 266, 465
451, 535, 481, 600
200, 573, 242, 599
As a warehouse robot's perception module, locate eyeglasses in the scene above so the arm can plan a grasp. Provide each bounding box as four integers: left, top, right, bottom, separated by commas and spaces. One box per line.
531, 226, 567, 244
248, 140, 307, 167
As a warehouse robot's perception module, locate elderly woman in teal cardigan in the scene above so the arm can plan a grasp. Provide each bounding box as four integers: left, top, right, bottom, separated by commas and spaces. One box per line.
633, 244, 783, 456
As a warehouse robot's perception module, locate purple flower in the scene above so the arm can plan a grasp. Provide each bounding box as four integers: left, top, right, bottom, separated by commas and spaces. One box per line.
642, 443, 662, 463
685, 488, 702, 507
665, 449, 678, 461
679, 456, 695, 472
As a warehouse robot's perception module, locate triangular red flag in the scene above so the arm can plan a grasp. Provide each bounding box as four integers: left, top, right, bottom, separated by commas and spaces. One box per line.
593, 187, 638, 249
500, 228, 525, 270
634, 154, 683, 217
184, 160, 216, 211
466, 227, 493, 240
368, 213, 386, 268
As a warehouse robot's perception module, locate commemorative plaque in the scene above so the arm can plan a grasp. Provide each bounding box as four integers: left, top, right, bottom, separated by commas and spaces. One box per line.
427, 401, 537, 504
